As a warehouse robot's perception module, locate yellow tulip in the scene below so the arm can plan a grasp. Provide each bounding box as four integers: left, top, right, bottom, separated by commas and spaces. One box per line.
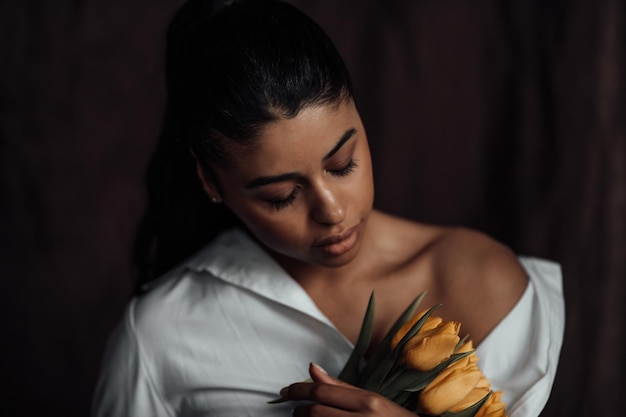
448, 373, 491, 412
418, 365, 483, 415
457, 339, 482, 364
419, 357, 507, 417
447, 339, 480, 371
456, 339, 474, 353
402, 321, 461, 371
475, 391, 508, 417
391, 309, 443, 349
415, 311, 443, 333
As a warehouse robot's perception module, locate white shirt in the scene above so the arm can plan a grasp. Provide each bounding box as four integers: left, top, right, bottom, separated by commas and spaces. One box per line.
92, 228, 564, 417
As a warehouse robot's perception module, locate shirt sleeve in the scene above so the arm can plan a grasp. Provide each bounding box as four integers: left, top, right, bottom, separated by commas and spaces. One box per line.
475, 257, 565, 417
91, 300, 173, 417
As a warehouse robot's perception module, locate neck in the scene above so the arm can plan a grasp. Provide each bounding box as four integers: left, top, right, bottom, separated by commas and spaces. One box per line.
270, 249, 360, 288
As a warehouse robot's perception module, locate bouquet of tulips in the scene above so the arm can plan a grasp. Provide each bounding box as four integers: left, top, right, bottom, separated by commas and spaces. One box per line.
271, 291, 507, 416
334, 291, 508, 416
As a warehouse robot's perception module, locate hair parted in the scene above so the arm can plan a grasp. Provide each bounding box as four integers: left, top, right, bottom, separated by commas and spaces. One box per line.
166, 0, 353, 166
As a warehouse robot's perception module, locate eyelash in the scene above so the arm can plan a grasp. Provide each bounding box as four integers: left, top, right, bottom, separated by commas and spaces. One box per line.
268, 159, 359, 211
269, 189, 299, 211
329, 159, 358, 177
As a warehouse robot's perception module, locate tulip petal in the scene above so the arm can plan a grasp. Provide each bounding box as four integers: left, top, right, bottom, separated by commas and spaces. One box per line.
474, 390, 507, 417
419, 369, 483, 415
392, 310, 443, 348
441, 391, 493, 417
403, 333, 460, 371
393, 304, 441, 352
455, 337, 474, 353
450, 386, 491, 412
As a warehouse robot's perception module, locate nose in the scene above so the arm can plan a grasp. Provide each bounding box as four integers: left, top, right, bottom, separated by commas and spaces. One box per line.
309, 184, 346, 225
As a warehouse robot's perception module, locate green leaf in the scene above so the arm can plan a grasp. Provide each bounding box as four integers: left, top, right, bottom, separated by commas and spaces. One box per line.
378, 368, 432, 396
338, 292, 376, 385
357, 291, 428, 387
455, 335, 469, 351
360, 346, 402, 392
440, 391, 492, 417
390, 390, 418, 410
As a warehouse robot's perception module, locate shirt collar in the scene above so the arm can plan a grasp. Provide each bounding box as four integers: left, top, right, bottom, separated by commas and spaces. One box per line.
185, 228, 341, 333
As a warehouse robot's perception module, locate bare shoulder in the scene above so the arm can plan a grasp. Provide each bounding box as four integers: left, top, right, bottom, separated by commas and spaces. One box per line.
431, 227, 528, 287
365, 212, 527, 345
366, 210, 442, 260
428, 227, 529, 345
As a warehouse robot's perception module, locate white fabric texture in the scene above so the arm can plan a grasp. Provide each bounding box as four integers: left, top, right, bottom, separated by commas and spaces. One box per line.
475, 256, 564, 417
92, 228, 564, 417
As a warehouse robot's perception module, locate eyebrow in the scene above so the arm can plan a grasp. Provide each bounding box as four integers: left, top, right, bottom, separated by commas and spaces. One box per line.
322, 128, 357, 162
245, 128, 357, 189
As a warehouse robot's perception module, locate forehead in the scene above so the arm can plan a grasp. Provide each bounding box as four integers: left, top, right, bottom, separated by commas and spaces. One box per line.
224, 100, 361, 175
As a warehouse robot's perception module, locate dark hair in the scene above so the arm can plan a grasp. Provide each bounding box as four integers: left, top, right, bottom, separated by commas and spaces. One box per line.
133, 0, 353, 290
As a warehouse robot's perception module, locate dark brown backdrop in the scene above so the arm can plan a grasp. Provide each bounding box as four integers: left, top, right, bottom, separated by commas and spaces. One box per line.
1, 1, 624, 416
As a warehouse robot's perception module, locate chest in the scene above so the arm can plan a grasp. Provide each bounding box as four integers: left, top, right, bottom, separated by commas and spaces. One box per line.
306, 268, 438, 353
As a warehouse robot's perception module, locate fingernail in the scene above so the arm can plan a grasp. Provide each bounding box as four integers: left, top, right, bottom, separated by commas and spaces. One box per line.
311, 362, 328, 374
280, 387, 289, 397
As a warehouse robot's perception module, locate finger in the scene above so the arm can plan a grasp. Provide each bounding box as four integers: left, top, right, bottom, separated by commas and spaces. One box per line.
282, 380, 383, 412
308, 363, 352, 387
283, 381, 418, 416
292, 403, 351, 417
282, 381, 354, 404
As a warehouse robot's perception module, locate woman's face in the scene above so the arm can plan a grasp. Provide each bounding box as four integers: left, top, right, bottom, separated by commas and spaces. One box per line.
205, 100, 374, 269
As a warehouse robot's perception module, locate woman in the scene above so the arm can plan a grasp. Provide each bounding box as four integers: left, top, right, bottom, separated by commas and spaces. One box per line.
92, 0, 564, 416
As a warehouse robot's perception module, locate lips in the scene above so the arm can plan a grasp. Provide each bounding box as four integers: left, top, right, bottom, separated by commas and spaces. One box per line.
312, 223, 361, 256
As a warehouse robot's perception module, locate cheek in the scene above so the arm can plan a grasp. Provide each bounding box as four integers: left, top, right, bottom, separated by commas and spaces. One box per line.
235, 206, 310, 250
354, 156, 375, 206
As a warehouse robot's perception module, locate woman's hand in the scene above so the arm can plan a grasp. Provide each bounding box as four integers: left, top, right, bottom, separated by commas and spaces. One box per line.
280, 363, 417, 417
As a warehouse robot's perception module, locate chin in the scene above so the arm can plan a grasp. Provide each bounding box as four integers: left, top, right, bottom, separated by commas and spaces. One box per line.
311, 241, 363, 268
269, 242, 361, 271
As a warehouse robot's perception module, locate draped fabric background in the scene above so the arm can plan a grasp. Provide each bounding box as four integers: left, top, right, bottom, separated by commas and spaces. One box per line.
0, 1, 624, 416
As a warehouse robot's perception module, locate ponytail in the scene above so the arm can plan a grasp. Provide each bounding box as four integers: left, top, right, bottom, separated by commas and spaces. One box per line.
132, 105, 238, 292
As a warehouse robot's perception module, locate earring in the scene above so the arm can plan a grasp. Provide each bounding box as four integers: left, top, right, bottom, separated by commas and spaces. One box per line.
211, 196, 220, 203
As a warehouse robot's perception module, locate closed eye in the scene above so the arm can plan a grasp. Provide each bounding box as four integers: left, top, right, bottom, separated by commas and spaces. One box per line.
329, 159, 358, 177
267, 189, 299, 211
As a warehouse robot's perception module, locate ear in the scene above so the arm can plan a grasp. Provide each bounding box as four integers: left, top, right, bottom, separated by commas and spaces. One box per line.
194, 158, 223, 204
